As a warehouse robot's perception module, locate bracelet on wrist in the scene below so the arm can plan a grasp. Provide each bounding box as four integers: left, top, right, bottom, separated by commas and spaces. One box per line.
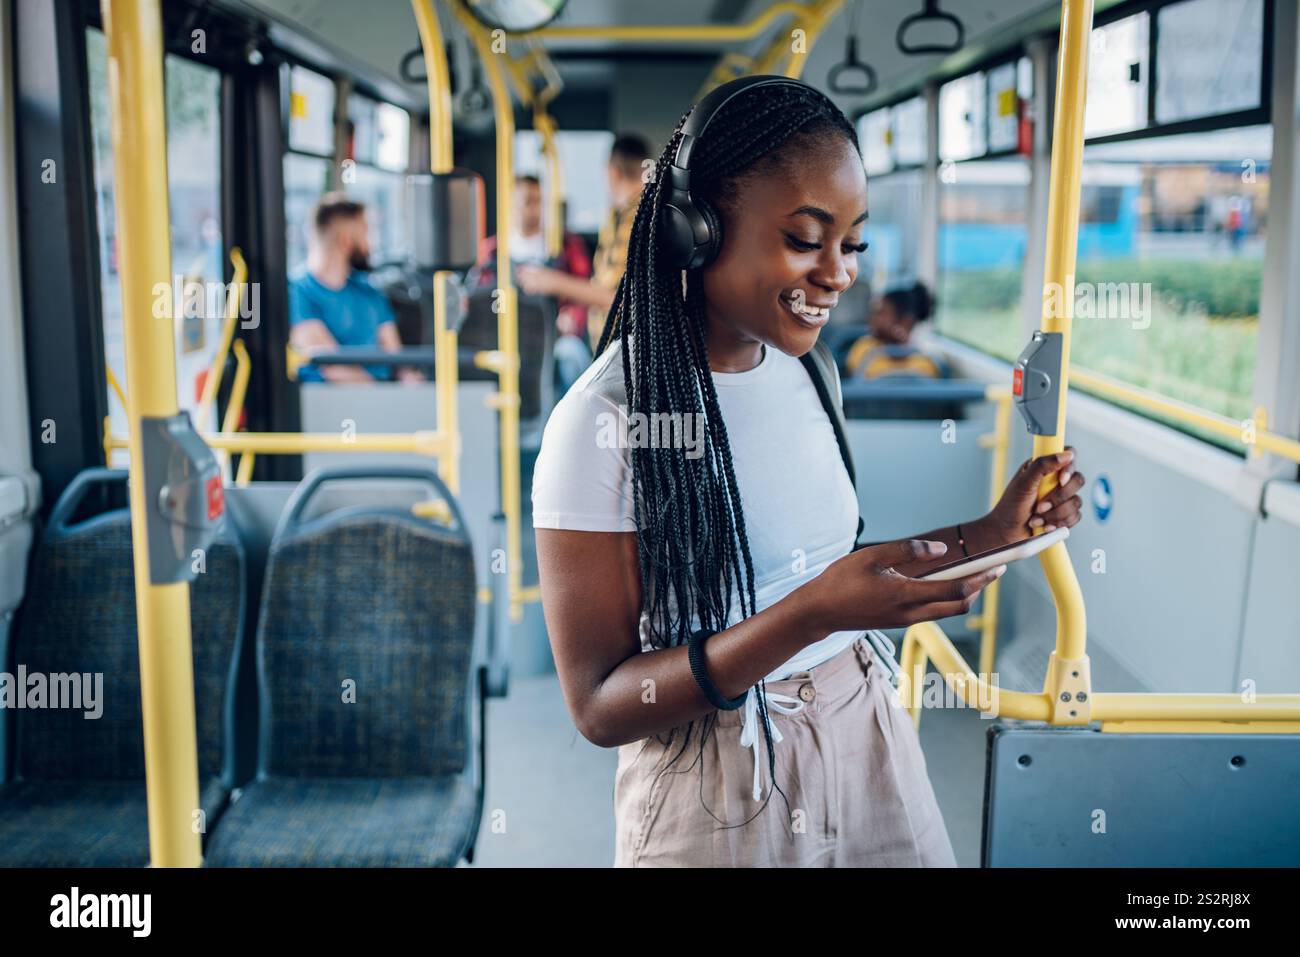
688, 629, 748, 711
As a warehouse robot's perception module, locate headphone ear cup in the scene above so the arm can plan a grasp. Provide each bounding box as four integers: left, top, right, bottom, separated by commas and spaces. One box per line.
693, 198, 723, 269
661, 200, 698, 269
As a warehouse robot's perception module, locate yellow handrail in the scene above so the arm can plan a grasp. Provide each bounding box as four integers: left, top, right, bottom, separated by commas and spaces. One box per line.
107, 429, 452, 457
220, 339, 251, 435
235, 445, 256, 487
504, 46, 566, 267
195, 247, 247, 431
900, 620, 1300, 731
412, 0, 461, 495
968, 385, 1013, 676
451, 0, 526, 621
102, 0, 202, 867
221, 339, 254, 481
1069, 366, 1300, 464
1032, 0, 1092, 721
496, 47, 564, 257
768, 0, 845, 79
536, 109, 564, 258
105, 362, 128, 410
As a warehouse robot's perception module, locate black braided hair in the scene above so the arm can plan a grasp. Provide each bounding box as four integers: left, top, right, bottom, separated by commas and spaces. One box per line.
596, 82, 861, 829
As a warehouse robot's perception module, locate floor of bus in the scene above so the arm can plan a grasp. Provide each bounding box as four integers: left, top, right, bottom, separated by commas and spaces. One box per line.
482, 449, 990, 866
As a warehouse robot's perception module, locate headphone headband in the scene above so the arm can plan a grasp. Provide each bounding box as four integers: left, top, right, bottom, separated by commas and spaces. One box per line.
672, 75, 825, 171
662, 75, 836, 270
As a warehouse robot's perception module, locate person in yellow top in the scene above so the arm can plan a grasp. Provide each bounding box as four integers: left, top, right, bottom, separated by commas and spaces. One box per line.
843, 281, 949, 380
516, 134, 651, 352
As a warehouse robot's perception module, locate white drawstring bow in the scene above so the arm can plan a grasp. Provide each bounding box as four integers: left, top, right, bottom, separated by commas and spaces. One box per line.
738, 687, 805, 801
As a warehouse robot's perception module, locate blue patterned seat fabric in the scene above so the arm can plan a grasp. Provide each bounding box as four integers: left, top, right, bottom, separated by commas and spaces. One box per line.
0, 476, 243, 867
204, 511, 478, 868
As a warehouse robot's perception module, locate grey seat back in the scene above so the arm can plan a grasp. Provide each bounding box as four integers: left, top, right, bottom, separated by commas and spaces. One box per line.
10, 469, 244, 785
255, 466, 476, 779
461, 289, 556, 423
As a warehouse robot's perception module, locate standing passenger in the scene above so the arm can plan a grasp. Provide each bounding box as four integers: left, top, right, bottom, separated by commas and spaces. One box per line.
531, 78, 1088, 867
516, 134, 651, 352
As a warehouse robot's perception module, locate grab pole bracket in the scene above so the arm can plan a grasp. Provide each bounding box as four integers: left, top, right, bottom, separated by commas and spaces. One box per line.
1043, 650, 1092, 724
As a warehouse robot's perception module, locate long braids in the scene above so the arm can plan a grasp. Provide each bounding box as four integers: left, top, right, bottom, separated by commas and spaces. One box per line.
596, 83, 860, 825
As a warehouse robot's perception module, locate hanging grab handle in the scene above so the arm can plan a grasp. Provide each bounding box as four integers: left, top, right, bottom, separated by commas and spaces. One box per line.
828, 37, 878, 95
896, 0, 965, 56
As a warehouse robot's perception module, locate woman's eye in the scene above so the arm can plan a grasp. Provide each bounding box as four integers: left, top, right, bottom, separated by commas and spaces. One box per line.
843, 240, 868, 254
784, 234, 820, 252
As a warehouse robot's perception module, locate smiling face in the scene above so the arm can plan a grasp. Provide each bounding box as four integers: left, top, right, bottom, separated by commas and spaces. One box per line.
700, 132, 868, 362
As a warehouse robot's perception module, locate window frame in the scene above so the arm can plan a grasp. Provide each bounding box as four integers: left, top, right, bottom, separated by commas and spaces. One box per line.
1082, 0, 1273, 147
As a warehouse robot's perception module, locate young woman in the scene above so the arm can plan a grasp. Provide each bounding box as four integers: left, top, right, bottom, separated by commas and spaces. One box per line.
532, 77, 1085, 867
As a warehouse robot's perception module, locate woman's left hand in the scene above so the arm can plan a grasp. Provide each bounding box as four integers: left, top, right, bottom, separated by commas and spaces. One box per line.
981, 447, 1086, 545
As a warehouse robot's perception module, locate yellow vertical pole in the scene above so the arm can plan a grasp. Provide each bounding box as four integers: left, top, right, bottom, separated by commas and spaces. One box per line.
536, 109, 563, 258
101, 0, 202, 867
1036, 0, 1094, 719
976, 387, 1013, 678
412, 0, 461, 495
194, 248, 247, 432
454, 4, 524, 620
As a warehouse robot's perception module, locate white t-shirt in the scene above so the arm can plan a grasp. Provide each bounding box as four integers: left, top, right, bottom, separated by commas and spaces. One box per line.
532, 338, 867, 682
510, 229, 548, 265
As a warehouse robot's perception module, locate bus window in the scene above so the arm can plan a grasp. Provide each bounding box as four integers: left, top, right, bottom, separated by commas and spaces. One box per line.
1073, 125, 1271, 441
514, 129, 615, 235
285, 153, 332, 276
345, 97, 411, 264
935, 159, 1031, 362
87, 29, 224, 464
288, 64, 336, 156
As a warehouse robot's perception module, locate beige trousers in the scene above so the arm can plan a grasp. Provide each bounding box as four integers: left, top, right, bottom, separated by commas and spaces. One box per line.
613, 637, 957, 867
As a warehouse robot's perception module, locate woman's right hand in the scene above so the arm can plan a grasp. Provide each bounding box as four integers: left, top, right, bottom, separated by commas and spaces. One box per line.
804, 539, 1004, 633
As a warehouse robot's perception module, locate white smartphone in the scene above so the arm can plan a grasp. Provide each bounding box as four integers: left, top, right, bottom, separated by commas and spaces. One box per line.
917, 526, 1070, 581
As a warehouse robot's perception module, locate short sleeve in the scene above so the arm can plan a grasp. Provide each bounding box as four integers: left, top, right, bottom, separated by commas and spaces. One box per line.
288, 278, 316, 327
371, 287, 398, 331
532, 386, 636, 533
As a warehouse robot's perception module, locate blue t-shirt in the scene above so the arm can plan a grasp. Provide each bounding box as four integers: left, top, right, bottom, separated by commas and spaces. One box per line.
288, 271, 397, 382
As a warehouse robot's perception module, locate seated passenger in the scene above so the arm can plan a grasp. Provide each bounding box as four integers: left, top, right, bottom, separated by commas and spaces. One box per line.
469, 174, 594, 395
844, 281, 950, 380
289, 193, 420, 383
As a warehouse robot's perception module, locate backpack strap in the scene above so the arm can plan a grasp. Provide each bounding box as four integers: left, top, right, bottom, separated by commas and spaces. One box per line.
799, 341, 866, 545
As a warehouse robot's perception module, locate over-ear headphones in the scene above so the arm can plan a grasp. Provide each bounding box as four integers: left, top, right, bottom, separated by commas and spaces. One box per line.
660, 75, 836, 270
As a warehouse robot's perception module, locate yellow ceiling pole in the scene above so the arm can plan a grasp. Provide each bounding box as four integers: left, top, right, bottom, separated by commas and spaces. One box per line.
535, 109, 564, 257
451, 0, 525, 621
1035, 0, 1094, 721
412, 0, 462, 495
782, 0, 845, 79
101, 0, 202, 867
503, 47, 565, 258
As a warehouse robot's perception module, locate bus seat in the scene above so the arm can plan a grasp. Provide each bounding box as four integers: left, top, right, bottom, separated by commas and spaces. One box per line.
460, 289, 556, 438
204, 465, 480, 867
840, 378, 987, 421
0, 468, 245, 866
983, 725, 1300, 866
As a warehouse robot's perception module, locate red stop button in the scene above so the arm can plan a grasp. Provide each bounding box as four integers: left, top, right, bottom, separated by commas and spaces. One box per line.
1012, 367, 1024, 396
206, 475, 225, 521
